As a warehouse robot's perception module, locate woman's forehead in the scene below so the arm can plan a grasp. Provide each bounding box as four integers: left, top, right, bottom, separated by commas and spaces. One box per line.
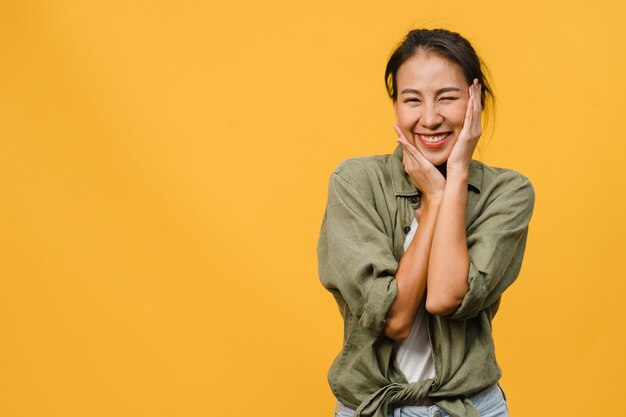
396, 52, 467, 89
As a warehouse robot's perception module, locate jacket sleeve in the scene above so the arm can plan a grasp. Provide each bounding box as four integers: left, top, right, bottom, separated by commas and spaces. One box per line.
317, 169, 399, 337
446, 175, 535, 320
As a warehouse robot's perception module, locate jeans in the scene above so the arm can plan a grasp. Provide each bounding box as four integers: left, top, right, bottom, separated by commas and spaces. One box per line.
334, 384, 509, 417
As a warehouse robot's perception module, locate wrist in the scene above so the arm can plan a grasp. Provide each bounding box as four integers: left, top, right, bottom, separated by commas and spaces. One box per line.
446, 159, 471, 176
421, 192, 443, 208
445, 167, 469, 184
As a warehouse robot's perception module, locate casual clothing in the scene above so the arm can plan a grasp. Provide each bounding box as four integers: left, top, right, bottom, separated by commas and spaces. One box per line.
395, 216, 435, 383
335, 383, 509, 417
317, 144, 535, 417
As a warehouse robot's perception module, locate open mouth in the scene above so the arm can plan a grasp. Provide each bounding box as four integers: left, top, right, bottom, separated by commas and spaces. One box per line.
415, 132, 452, 147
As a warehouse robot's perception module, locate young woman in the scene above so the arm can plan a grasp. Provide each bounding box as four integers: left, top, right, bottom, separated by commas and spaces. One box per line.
317, 29, 535, 417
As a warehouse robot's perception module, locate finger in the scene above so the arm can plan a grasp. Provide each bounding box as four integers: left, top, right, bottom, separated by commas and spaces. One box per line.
396, 136, 431, 168
402, 147, 418, 171
472, 82, 483, 135
393, 125, 422, 161
401, 144, 410, 166
396, 137, 422, 167
392, 124, 413, 145
462, 85, 474, 134
393, 124, 403, 139
393, 125, 435, 168
394, 125, 425, 161
395, 134, 414, 151
472, 80, 480, 110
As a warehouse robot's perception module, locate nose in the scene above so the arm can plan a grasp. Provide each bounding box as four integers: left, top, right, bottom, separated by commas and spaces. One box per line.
420, 102, 443, 128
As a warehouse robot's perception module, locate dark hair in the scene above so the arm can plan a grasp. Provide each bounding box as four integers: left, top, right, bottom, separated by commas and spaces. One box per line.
385, 28, 495, 123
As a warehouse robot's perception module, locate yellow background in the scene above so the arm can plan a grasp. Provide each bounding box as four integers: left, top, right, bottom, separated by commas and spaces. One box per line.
1, 1, 625, 416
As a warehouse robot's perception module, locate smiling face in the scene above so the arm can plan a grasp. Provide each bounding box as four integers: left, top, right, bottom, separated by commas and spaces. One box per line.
394, 51, 471, 167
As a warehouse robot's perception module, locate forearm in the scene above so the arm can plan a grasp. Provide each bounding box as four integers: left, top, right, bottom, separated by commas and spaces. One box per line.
384, 199, 441, 341
426, 170, 470, 315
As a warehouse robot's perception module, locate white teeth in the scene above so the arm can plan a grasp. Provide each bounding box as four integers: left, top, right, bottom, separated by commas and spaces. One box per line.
417, 133, 448, 143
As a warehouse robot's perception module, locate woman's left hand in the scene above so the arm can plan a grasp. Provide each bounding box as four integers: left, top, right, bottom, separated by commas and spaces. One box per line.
446, 79, 483, 173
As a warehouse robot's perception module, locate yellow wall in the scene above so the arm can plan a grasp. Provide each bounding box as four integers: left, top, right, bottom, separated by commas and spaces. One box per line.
1, 1, 625, 416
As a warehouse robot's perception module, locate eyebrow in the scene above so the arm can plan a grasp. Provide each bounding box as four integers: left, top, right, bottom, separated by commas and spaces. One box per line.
400, 87, 462, 95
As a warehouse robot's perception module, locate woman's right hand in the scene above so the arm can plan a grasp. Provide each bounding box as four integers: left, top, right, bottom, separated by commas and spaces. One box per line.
393, 124, 446, 204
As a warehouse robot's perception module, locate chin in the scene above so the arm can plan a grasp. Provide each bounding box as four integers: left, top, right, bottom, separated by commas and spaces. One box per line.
419, 151, 450, 168
429, 158, 448, 168
413, 141, 454, 168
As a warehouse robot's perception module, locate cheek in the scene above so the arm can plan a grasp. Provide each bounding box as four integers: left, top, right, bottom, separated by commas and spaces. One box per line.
448, 104, 468, 129
395, 107, 415, 127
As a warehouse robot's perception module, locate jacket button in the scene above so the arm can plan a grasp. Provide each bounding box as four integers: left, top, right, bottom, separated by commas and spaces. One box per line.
404, 226, 411, 233
410, 196, 419, 204
433, 412, 442, 417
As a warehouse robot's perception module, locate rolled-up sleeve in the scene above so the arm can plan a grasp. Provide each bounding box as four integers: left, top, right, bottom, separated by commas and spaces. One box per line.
317, 169, 398, 336
446, 175, 535, 320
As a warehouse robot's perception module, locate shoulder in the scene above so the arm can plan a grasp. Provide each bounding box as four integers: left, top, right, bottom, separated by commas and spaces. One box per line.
332, 152, 390, 180
474, 160, 534, 194
472, 160, 535, 212
328, 152, 393, 198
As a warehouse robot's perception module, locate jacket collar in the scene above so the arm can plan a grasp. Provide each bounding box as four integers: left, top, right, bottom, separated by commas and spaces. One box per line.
387, 144, 483, 196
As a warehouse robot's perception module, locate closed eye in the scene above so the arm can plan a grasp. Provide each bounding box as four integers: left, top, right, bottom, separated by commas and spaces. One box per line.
439, 96, 459, 101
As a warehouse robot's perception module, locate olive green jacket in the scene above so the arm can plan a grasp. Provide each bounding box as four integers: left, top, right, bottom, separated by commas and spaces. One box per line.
317, 144, 535, 417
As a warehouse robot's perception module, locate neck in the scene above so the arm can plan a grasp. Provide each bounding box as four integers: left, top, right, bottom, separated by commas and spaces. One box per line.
436, 161, 448, 178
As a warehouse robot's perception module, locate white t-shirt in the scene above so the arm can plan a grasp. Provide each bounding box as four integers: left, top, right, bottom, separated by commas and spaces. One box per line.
394, 216, 436, 383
